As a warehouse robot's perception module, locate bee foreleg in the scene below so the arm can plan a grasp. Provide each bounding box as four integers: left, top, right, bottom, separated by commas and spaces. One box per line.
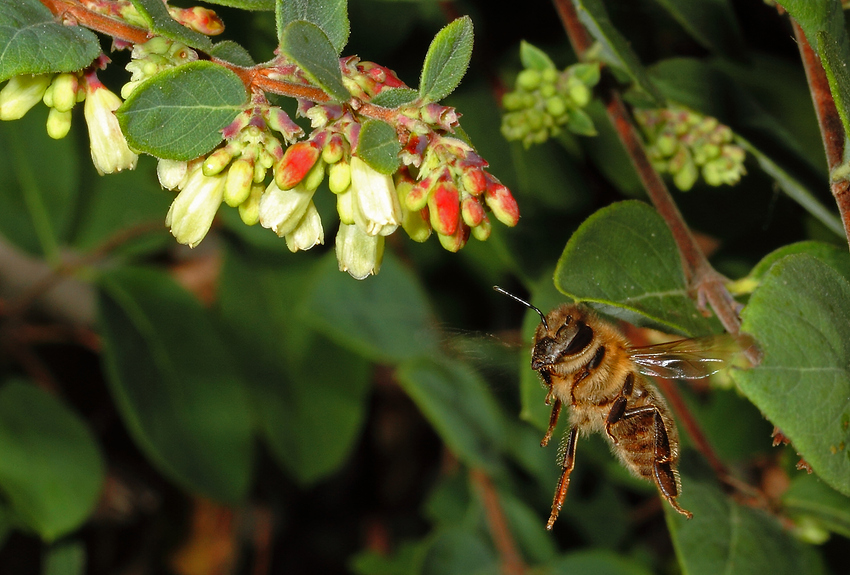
547, 425, 578, 530
541, 398, 562, 447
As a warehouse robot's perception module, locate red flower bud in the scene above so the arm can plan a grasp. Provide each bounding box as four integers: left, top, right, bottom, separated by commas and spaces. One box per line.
428, 178, 460, 236
405, 175, 433, 211
460, 167, 487, 196
484, 181, 520, 227
275, 141, 320, 190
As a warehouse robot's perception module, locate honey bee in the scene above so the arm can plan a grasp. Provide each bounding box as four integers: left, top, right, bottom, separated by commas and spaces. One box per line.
494, 286, 752, 530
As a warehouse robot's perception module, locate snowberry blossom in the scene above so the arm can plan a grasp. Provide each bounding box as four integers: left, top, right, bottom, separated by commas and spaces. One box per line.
83, 79, 138, 175
335, 223, 384, 280
349, 156, 401, 236
165, 165, 226, 247
258, 180, 316, 237
285, 202, 324, 252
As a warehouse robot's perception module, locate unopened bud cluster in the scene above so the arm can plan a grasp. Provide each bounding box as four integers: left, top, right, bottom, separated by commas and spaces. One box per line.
501, 62, 600, 147
122, 38, 198, 98
634, 107, 746, 191
81, 0, 224, 36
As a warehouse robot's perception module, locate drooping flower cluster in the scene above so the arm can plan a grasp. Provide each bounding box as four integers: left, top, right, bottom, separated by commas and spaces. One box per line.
501, 61, 601, 147
634, 107, 747, 191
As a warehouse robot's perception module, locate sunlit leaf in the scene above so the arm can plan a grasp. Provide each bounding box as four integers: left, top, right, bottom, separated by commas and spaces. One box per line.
129, 0, 213, 50
554, 200, 717, 336
279, 20, 349, 102
732, 254, 850, 497
356, 119, 401, 174
117, 61, 246, 160
419, 16, 474, 103
0, 0, 100, 81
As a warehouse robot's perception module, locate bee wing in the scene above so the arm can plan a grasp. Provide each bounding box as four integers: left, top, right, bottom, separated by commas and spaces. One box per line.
629, 334, 751, 380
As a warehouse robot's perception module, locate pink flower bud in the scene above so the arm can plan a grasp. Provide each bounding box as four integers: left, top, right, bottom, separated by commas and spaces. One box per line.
484, 181, 519, 227
428, 178, 460, 236
437, 224, 469, 253
275, 142, 321, 190
461, 196, 485, 227
405, 176, 433, 211
460, 167, 487, 196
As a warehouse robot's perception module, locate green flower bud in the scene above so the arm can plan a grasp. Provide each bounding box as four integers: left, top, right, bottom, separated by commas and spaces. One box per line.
517, 69, 542, 91
502, 92, 524, 111
567, 81, 591, 108
223, 158, 254, 207
46, 108, 72, 139
539, 83, 556, 98
203, 148, 233, 176
328, 159, 351, 194
302, 158, 326, 192
545, 96, 567, 117
0, 74, 52, 120
238, 184, 263, 226
50, 73, 79, 113
471, 215, 491, 241
672, 155, 698, 191
541, 68, 558, 84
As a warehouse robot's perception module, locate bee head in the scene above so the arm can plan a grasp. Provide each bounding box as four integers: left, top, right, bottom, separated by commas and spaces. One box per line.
492, 287, 594, 371
530, 305, 594, 370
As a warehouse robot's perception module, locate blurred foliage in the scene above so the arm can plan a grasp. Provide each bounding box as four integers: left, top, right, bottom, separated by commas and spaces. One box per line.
0, 0, 849, 574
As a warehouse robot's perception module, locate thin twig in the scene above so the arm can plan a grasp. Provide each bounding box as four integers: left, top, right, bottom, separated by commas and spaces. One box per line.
791, 19, 850, 247
469, 468, 526, 575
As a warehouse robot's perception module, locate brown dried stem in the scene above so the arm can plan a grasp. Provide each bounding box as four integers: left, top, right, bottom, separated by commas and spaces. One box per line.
792, 20, 850, 247
470, 468, 526, 575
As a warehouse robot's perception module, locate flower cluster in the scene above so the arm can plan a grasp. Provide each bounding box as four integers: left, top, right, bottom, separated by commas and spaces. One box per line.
80, 0, 224, 36
0, 68, 138, 175
634, 107, 747, 191
501, 62, 601, 147
122, 38, 199, 99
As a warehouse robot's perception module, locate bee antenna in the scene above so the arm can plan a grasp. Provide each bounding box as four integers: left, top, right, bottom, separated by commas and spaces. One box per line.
493, 286, 549, 331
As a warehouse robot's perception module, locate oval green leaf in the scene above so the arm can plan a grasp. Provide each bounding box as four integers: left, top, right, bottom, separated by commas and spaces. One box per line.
668, 457, 826, 575
731, 254, 850, 497
0, 1, 100, 81
519, 40, 556, 71
129, 0, 213, 51
419, 16, 474, 103
280, 20, 349, 102
216, 249, 371, 485
116, 61, 247, 161
369, 87, 418, 108
302, 252, 439, 363
0, 381, 104, 541
276, 0, 349, 54
98, 266, 253, 502
397, 356, 506, 472
356, 119, 401, 174
554, 200, 716, 336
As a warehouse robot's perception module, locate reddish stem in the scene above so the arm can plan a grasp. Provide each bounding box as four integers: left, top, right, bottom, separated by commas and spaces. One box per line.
792, 20, 850, 247
470, 468, 526, 575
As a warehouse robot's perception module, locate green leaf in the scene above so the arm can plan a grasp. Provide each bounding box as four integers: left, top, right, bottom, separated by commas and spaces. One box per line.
43, 540, 86, 575
0, 381, 104, 541
98, 267, 253, 502
547, 550, 654, 575
276, 0, 349, 54
783, 473, 850, 539
420, 526, 498, 575
0, 0, 100, 81
553, 200, 717, 336
775, 0, 848, 60
668, 456, 826, 575
356, 119, 401, 174
746, 241, 850, 285
369, 87, 419, 108
117, 61, 246, 160
519, 40, 556, 71
0, 105, 78, 260
419, 16, 474, 103
208, 41, 256, 67
216, 249, 371, 485
571, 0, 663, 104
732, 254, 850, 497
817, 30, 850, 151
650, 0, 745, 59
200, 0, 273, 9
129, 0, 213, 51
303, 252, 439, 363
397, 356, 506, 472
70, 156, 172, 255
279, 20, 349, 102
566, 107, 597, 136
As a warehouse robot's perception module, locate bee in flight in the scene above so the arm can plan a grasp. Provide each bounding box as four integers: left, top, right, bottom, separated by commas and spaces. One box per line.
494, 286, 753, 530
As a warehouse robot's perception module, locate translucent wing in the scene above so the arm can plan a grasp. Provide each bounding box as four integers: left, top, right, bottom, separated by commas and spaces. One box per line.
629, 334, 753, 380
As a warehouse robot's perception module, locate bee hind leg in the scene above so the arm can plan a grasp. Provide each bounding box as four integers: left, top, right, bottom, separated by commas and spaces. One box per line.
547, 425, 578, 530
651, 411, 693, 519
